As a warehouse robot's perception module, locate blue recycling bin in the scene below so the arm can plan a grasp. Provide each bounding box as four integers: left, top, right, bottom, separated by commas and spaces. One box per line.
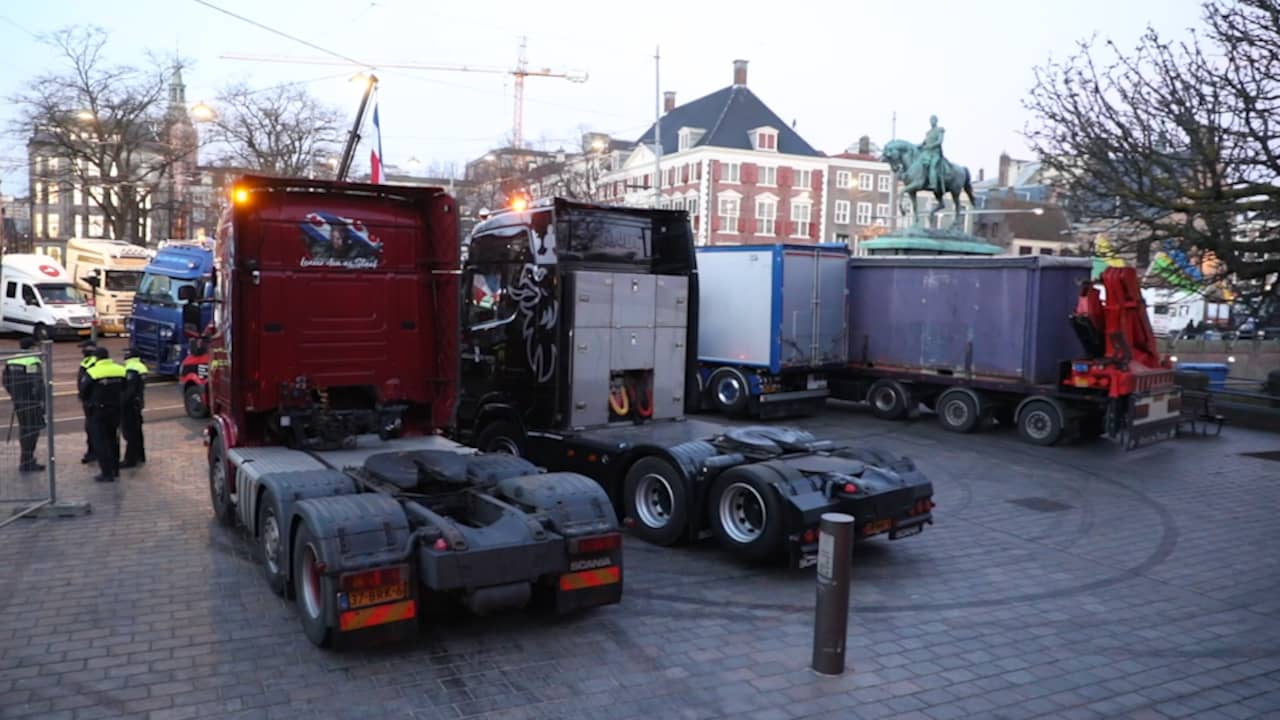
1177, 362, 1229, 391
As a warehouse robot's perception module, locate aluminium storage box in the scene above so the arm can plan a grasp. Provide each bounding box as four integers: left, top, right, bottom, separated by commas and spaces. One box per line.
697, 244, 848, 374
845, 255, 1092, 385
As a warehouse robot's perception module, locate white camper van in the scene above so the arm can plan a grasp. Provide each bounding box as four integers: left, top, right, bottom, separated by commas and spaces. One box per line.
1, 255, 97, 340
64, 238, 153, 334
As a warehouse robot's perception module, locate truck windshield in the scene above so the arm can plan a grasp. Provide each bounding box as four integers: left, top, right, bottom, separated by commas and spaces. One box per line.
136, 273, 194, 307
36, 284, 86, 305
105, 270, 144, 292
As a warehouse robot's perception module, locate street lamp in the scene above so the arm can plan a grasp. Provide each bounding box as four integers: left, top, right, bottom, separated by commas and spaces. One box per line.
190, 101, 216, 123
75, 110, 95, 123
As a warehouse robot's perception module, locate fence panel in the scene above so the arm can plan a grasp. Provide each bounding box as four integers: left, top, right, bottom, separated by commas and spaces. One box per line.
0, 342, 55, 528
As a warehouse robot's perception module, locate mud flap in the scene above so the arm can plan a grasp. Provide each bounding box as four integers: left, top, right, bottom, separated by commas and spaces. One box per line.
1123, 390, 1182, 450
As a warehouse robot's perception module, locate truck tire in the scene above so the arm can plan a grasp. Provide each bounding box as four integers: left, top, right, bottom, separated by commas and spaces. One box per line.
1018, 399, 1064, 446
622, 456, 688, 546
183, 384, 209, 419
936, 388, 981, 434
208, 434, 236, 527
32, 324, 50, 342
868, 379, 910, 421
258, 493, 289, 597
707, 368, 750, 417
707, 465, 784, 561
292, 522, 336, 648
475, 419, 526, 456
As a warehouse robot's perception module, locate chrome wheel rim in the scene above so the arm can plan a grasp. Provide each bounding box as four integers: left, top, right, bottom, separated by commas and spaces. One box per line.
211, 455, 226, 500
943, 398, 970, 427
718, 482, 767, 545
635, 473, 674, 529
300, 544, 323, 620
263, 512, 281, 575
873, 388, 897, 412
1024, 409, 1053, 440
716, 377, 742, 407
489, 436, 520, 455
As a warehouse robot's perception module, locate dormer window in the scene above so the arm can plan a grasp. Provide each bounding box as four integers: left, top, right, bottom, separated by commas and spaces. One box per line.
752, 127, 778, 152
678, 127, 706, 151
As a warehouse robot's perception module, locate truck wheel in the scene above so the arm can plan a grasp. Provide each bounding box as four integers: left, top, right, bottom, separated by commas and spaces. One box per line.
258, 494, 289, 597
208, 434, 236, 527
707, 368, 749, 417
868, 379, 910, 420
708, 466, 784, 561
475, 419, 526, 456
183, 384, 209, 419
936, 388, 981, 433
623, 456, 688, 546
293, 523, 335, 648
1018, 400, 1064, 446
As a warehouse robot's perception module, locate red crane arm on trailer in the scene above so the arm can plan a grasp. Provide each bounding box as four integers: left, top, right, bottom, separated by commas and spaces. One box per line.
1069, 267, 1173, 398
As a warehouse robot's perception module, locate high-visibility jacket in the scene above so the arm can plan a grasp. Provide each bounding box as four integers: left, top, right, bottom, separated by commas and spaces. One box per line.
85, 359, 127, 412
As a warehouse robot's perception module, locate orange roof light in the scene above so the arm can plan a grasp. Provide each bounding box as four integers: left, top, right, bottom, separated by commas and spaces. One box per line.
510, 196, 529, 212
232, 187, 250, 205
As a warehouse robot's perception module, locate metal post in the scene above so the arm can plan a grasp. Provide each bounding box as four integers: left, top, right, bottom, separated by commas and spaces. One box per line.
90, 284, 99, 344
811, 512, 854, 676
43, 340, 54, 504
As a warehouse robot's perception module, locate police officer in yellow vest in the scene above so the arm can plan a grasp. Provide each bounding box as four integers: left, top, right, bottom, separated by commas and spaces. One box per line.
77, 340, 98, 464
80, 347, 126, 482
3, 337, 46, 473
121, 350, 147, 468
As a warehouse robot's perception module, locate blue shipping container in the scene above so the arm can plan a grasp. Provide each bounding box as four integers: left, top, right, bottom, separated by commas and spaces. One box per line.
1175, 362, 1229, 391
846, 255, 1093, 386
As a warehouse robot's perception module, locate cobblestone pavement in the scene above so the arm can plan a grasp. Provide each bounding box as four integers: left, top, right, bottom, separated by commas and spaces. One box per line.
1, 407, 1278, 720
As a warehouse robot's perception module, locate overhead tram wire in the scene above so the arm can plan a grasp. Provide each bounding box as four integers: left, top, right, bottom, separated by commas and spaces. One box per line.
190, 0, 371, 68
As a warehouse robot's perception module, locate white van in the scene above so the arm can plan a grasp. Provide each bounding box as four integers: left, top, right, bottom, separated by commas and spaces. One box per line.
1, 254, 97, 340
64, 238, 153, 334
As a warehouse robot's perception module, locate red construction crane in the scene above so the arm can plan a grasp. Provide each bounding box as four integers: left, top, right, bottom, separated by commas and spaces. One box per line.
221, 37, 587, 149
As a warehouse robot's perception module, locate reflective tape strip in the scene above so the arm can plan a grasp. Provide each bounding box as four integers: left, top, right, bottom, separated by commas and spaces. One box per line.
338, 599, 416, 632
558, 566, 621, 592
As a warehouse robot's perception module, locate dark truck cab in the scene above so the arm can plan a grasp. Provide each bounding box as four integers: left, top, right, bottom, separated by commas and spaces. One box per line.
458, 198, 934, 566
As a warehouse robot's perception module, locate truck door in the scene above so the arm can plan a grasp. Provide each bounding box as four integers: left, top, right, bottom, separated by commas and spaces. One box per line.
17, 283, 42, 329
1, 281, 18, 332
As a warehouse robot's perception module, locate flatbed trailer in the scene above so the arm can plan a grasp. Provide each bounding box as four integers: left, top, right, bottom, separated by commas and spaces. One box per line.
199, 176, 622, 648
457, 199, 934, 566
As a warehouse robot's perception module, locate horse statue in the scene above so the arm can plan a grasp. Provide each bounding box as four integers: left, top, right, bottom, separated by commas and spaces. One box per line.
881, 139, 976, 229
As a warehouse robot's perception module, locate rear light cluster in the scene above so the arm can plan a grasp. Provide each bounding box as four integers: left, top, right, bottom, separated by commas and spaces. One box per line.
570, 533, 621, 555
841, 482, 859, 495
340, 565, 407, 592
802, 528, 818, 544
910, 499, 935, 516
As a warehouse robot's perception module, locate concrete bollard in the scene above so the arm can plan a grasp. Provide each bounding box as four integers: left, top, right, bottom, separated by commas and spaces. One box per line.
811, 512, 854, 676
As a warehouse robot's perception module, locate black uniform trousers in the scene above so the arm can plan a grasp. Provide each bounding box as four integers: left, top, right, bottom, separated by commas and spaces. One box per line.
82, 402, 96, 461
90, 406, 121, 478
122, 403, 144, 464
15, 404, 42, 465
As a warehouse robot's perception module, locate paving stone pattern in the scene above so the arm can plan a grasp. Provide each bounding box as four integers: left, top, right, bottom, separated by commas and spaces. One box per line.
1, 407, 1278, 719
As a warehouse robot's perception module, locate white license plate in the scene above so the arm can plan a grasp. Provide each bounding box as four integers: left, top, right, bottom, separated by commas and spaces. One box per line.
890, 524, 923, 540
807, 375, 827, 390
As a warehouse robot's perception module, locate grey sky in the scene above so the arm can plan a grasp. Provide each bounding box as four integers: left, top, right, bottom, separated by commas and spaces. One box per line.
0, 0, 1205, 195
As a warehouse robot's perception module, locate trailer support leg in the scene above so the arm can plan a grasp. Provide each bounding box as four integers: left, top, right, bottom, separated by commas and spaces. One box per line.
811, 512, 854, 676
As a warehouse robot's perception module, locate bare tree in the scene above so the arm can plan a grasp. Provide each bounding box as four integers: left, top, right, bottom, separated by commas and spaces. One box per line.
10, 26, 196, 242
206, 83, 343, 177
1025, 0, 1280, 313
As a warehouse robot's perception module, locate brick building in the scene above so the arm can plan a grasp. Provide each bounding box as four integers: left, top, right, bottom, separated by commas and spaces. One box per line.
824, 137, 895, 250
600, 60, 829, 246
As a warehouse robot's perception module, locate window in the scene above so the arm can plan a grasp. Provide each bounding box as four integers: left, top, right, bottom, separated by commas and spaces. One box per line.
21, 285, 39, 306
795, 169, 812, 188
876, 204, 890, 225
760, 166, 777, 186
834, 200, 851, 224
856, 202, 872, 225
88, 215, 104, 237
36, 284, 84, 305
48, 183, 59, 203
33, 182, 44, 205
465, 264, 519, 328
74, 216, 83, 237
34, 214, 43, 236
723, 162, 741, 183
73, 186, 82, 205
754, 129, 777, 151
1019, 246, 1033, 256
1039, 248, 1055, 256
679, 127, 705, 151
718, 196, 740, 233
46, 214, 60, 238
878, 174, 891, 192
791, 202, 811, 237
835, 233, 850, 244
688, 196, 698, 217
4, 282, 15, 299
835, 171, 851, 188
755, 199, 777, 236
859, 173, 873, 191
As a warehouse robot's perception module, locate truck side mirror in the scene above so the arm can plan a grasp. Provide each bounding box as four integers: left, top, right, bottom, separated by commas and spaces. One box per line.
82, 275, 101, 290
182, 302, 201, 329
177, 285, 196, 302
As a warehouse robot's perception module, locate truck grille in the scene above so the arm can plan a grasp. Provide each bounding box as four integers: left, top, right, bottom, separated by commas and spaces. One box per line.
120, 298, 133, 318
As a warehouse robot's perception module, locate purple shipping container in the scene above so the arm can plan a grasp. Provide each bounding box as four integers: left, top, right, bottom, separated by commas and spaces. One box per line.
846, 255, 1093, 385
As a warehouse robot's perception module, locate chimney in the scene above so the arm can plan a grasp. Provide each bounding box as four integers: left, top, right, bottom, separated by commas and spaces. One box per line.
663, 91, 676, 113
733, 59, 748, 86
858, 135, 871, 155
998, 152, 1011, 187
978, 168, 985, 182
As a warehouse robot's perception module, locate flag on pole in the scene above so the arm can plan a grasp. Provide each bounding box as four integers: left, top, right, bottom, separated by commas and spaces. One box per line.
370, 94, 384, 184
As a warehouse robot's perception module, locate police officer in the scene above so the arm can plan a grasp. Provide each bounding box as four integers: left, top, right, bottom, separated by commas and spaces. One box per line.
3, 337, 46, 473
80, 347, 125, 482
77, 341, 98, 464
121, 350, 147, 468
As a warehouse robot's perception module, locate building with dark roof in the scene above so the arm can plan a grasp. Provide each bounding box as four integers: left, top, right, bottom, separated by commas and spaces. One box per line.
600, 60, 831, 246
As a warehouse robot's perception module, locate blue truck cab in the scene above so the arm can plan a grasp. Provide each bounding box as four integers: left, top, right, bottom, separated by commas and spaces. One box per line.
127, 242, 214, 376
